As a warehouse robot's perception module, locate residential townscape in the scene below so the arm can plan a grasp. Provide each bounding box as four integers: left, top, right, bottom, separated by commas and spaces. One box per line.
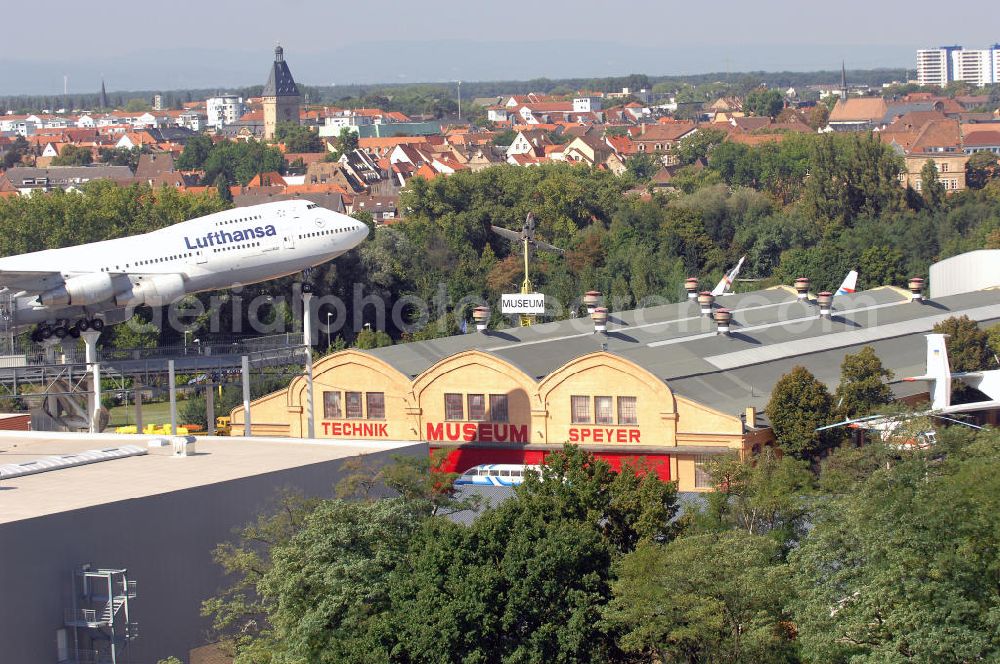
1, 29, 1000, 664
4, 46, 1000, 216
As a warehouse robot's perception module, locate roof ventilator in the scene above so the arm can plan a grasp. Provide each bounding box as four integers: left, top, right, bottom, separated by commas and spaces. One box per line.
908, 277, 925, 303
698, 291, 715, 316
816, 291, 833, 318
684, 277, 699, 301
472, 305, 490, 332
592, 306, 609, 334
794, 277, 811, 301
583, 290, 602, 315
713, 308, 732, 336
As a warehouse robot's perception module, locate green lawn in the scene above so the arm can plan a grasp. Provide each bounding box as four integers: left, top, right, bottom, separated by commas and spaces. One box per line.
107, 400, 177, 428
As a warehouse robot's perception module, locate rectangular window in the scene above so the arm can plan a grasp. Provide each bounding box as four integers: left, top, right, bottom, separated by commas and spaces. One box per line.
694, 455, 711, 488
445, 393, 464, 420
323, 391, 341, 419
489, 394, 509, 422
595, 396, 614, 424
571, 395, 591, 424
345, 391, 363, 419
618, 397, 638, 425
940, 162, 949, 172
468, 394, 486, 421
366, 392, 385, 420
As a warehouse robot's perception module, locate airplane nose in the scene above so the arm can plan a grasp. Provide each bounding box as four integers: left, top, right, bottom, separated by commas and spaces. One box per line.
357, 223, 370, 242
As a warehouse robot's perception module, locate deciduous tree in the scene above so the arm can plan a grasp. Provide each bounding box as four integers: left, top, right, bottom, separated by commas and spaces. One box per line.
834, 345, 894, 420
765, 366, 838, 460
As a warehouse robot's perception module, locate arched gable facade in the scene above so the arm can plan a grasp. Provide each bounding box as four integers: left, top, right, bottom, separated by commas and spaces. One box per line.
412, 350, 536, 445
537, 352, 679, 447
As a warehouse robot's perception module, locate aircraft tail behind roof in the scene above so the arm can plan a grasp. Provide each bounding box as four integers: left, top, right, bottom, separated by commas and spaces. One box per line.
711, 255, 746, 296
836, 270, 858, 297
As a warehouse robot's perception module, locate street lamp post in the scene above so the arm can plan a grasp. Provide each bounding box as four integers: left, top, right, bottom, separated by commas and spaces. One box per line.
326, 312, 332, 350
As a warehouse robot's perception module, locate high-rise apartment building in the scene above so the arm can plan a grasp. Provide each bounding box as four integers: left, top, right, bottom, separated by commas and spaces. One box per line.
917, 44, 1000, 87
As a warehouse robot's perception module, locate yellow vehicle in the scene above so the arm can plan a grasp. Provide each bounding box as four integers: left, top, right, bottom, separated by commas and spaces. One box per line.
215, 416, 232, 436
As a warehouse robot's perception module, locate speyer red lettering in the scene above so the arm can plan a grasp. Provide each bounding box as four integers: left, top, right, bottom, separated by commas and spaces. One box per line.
567, 427, 640, 444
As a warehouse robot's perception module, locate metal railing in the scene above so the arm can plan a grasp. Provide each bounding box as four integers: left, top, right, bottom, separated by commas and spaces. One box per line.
64, 608, 100, 626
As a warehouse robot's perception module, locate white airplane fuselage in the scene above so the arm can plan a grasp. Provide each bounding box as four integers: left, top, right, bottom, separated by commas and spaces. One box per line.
0, 199, 369, 328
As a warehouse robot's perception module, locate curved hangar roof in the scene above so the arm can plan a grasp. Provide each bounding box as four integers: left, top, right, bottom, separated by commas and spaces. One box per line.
360, 285, 1000, 419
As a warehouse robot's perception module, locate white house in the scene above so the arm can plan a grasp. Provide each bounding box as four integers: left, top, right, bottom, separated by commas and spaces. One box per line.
76, 114, 95, 128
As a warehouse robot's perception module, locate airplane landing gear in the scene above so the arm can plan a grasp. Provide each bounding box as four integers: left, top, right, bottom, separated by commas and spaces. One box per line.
73, 318, 104, 334
301, 269, 315, 294
31, 318, 104, 343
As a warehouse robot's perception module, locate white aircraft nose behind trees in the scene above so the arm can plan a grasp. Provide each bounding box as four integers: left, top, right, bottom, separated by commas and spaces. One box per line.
0, 199, 369, 341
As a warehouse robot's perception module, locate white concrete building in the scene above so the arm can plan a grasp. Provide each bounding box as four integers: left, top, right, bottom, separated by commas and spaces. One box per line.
206, 95, 245, 128
952, 49, 993, 87
917, 44, 1000, 87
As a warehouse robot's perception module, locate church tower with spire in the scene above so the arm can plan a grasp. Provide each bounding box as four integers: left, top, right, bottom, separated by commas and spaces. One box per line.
840, 61, 848, 100
262, 44, 301, 140
99, 77, 109, 109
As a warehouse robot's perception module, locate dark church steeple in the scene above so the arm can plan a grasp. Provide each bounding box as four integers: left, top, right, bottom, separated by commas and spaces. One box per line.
262, 44, 301, 140
99, 77, 108, 109
263, 44, 300, 98
840, 61, 848, 100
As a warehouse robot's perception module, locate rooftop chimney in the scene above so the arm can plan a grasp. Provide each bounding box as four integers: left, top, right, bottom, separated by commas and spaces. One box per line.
592, 306, 609, 334
816, 291, 833, 318
684, 277, 699, 300
697, 291, 715, 316
583, 290, 602, 315
472, 305, 490, 332
713, 308, 732, 335
794, 277, 810, 300
907, 277, 924, 303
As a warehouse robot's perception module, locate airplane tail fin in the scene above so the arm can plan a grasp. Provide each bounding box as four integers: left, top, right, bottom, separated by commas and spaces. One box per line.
711, 255, 746, 296
835, 270, 858, 297
903, 334, 952, 410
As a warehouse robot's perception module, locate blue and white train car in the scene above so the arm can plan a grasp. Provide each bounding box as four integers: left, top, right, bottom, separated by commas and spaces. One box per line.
454, 464, 542, 486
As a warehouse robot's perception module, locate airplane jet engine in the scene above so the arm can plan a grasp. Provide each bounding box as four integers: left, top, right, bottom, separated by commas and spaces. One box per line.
114, 274, 186, 308
38, 273, 117, 306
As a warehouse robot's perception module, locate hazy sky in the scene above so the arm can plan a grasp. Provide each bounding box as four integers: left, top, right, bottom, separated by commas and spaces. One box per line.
2, 0, 998, 94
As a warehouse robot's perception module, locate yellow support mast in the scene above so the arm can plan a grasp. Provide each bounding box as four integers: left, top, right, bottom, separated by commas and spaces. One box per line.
520, 235, 534, 327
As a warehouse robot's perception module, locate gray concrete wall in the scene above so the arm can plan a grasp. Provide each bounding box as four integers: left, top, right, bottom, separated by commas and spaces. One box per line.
0, 443, 426, 664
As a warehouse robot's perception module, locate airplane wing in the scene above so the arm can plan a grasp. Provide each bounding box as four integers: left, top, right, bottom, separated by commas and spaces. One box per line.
953, 370, 1000, 401
711, 255, 746, 296
938, 400, 1000, 415
489, 225, 524, 243
532, 239, 566, 254
0, 270, 68, 295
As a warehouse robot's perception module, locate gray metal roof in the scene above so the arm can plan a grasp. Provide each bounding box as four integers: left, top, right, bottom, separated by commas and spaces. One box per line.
262, 46, 300, 98
361, 286, 1000, 419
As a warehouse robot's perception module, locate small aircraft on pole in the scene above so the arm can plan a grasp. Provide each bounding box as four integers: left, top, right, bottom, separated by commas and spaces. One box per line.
489, 213, 564, 326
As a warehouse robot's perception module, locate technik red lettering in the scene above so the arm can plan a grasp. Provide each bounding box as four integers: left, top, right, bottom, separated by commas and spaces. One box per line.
321, 421, 389, 437
425, 422, 529, 443
568, 428, 640, 444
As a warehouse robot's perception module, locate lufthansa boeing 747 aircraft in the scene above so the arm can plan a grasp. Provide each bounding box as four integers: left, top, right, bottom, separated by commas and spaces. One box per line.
0, 199, 369, 341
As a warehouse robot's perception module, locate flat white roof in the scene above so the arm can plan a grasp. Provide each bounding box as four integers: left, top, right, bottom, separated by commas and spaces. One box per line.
0, 432, 422, 525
